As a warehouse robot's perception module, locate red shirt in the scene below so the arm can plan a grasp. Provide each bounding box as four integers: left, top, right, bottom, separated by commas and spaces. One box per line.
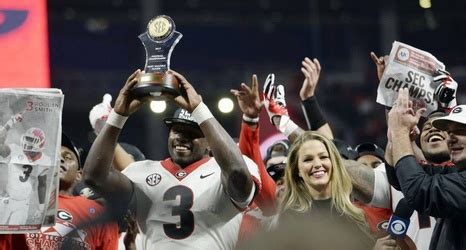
354, 201, 392, 236
2, 195, 119, 250
237, 122, 278, 243
238, 122, 277, 214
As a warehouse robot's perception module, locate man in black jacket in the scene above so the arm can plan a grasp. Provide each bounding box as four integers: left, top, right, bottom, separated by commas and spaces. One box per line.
387, 88, 466, 250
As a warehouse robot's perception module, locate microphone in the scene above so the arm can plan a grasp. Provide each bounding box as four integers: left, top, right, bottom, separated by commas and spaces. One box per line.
387, 198, 414, 239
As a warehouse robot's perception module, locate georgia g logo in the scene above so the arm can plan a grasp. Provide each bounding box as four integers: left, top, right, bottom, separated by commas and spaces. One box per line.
377, 220, 389, 232
452, 107, 462, 114
146, 173, 162, 186
57, 210, 73, 221
0, 10, 28, 35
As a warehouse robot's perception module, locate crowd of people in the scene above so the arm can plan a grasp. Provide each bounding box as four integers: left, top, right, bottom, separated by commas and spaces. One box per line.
0, 50, 465, 250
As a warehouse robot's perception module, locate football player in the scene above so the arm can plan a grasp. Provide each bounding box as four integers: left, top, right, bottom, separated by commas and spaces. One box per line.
4, 133, 119, 249
0, 124, 50, 225
84, 70, 260, 249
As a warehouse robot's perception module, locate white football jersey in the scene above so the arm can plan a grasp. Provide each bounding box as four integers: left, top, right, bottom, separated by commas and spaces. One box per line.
371, 164, 435, 250
122, 156, 260, 250
0, 193, 9, 222
1, 144, 50, 200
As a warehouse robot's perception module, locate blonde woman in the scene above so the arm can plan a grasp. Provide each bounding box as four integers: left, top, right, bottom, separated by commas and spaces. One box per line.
279, 131, 375, 249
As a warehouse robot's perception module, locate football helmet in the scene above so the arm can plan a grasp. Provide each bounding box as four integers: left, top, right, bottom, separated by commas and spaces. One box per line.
21, 127, 46, 153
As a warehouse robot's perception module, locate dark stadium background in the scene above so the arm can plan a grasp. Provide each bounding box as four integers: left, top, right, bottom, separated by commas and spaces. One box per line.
49, 0, 466, 159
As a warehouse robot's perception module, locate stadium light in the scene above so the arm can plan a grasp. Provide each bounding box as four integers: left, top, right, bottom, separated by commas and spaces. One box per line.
218, 97, 234, 113
419, 0, 431, 9
150, 100, 166, 113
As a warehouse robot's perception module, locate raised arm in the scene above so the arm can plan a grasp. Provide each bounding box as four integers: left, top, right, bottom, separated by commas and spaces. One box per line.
88, 94, 136, 172
262, 73, 305, 144
170, 70, 254, 206
387, 88, 425, 165
0, 112, 24, 158
231, 74, 276, 214
83, 70, 148, 204
299, 57, 333, 139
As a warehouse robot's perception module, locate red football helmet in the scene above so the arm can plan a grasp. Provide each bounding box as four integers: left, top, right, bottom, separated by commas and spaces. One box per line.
21, 127, 46, 153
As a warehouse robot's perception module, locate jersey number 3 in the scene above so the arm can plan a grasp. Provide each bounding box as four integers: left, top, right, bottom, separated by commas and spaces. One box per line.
163, 185, 194, 239
19, 165, 33, 182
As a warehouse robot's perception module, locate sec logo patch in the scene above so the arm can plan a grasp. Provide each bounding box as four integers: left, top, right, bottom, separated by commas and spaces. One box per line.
146, 173, 162, 186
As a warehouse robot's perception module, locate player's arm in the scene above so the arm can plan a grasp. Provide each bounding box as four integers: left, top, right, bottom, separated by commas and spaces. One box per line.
83, 70, 149, 204
232, 74, 276, 214
341, 159, 376, 204
112, 143, 135, 172
343, 160, 394, 209
0, 112, 23, 158
170, 70, 255, 206
263, 73, 305, 144
299, 57, 333, 139
88, 94, 136, 172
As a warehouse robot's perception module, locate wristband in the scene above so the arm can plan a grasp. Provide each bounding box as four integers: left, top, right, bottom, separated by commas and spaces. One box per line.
242, 114, 259, 124
192, 102, 214, 125
231, 184, 256, 209
301, 96, 327, 130
106, 110, 128, 129
278, 116, 299, 137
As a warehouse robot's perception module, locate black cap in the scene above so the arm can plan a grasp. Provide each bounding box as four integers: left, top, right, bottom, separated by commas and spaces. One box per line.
163, 108, 200, 130
62, 132, 85, 169
332, 139, 357, 160
264, 140, 290, 164
427, 110, 447, 119
355, 142, 385, 161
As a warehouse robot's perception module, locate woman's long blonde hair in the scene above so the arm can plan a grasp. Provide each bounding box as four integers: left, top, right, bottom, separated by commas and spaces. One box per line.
279, 131, 366, 228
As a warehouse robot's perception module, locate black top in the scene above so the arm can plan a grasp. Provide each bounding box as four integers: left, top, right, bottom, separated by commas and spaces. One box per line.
396, 155, 466, 250
277, 199, 375, 250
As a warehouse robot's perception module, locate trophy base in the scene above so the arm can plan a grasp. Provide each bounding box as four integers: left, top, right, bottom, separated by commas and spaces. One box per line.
132, 72, 179, 100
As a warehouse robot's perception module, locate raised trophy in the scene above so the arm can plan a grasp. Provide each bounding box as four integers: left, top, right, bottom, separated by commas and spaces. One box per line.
132, 15, 182, 99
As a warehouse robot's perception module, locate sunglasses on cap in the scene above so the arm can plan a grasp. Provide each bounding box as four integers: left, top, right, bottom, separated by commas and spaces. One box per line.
267, 162, 286, 182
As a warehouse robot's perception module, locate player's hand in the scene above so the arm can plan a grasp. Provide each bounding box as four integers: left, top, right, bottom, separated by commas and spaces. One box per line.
123, 213, 139, 250
263, 73, 289, 126
89, 93, 112, 135
230, 74, 263, 118
373, 235, 397, 250
11, 113, 24, 124
168, 70, 202, 113
300, 57, 321, 100
388, 88, 426, 137
114, 69, 151, 116
370, 52, 389, 81
409, 126, 420, 142
33, 204, 45, 222
433, 69, 458, 109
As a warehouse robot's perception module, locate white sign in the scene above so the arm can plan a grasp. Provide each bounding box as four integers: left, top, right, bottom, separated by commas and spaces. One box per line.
0, 88, 63, 233
376, 41, 445, 116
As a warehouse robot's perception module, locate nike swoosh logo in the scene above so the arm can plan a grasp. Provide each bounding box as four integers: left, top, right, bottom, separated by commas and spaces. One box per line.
200, 172, 215, 179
